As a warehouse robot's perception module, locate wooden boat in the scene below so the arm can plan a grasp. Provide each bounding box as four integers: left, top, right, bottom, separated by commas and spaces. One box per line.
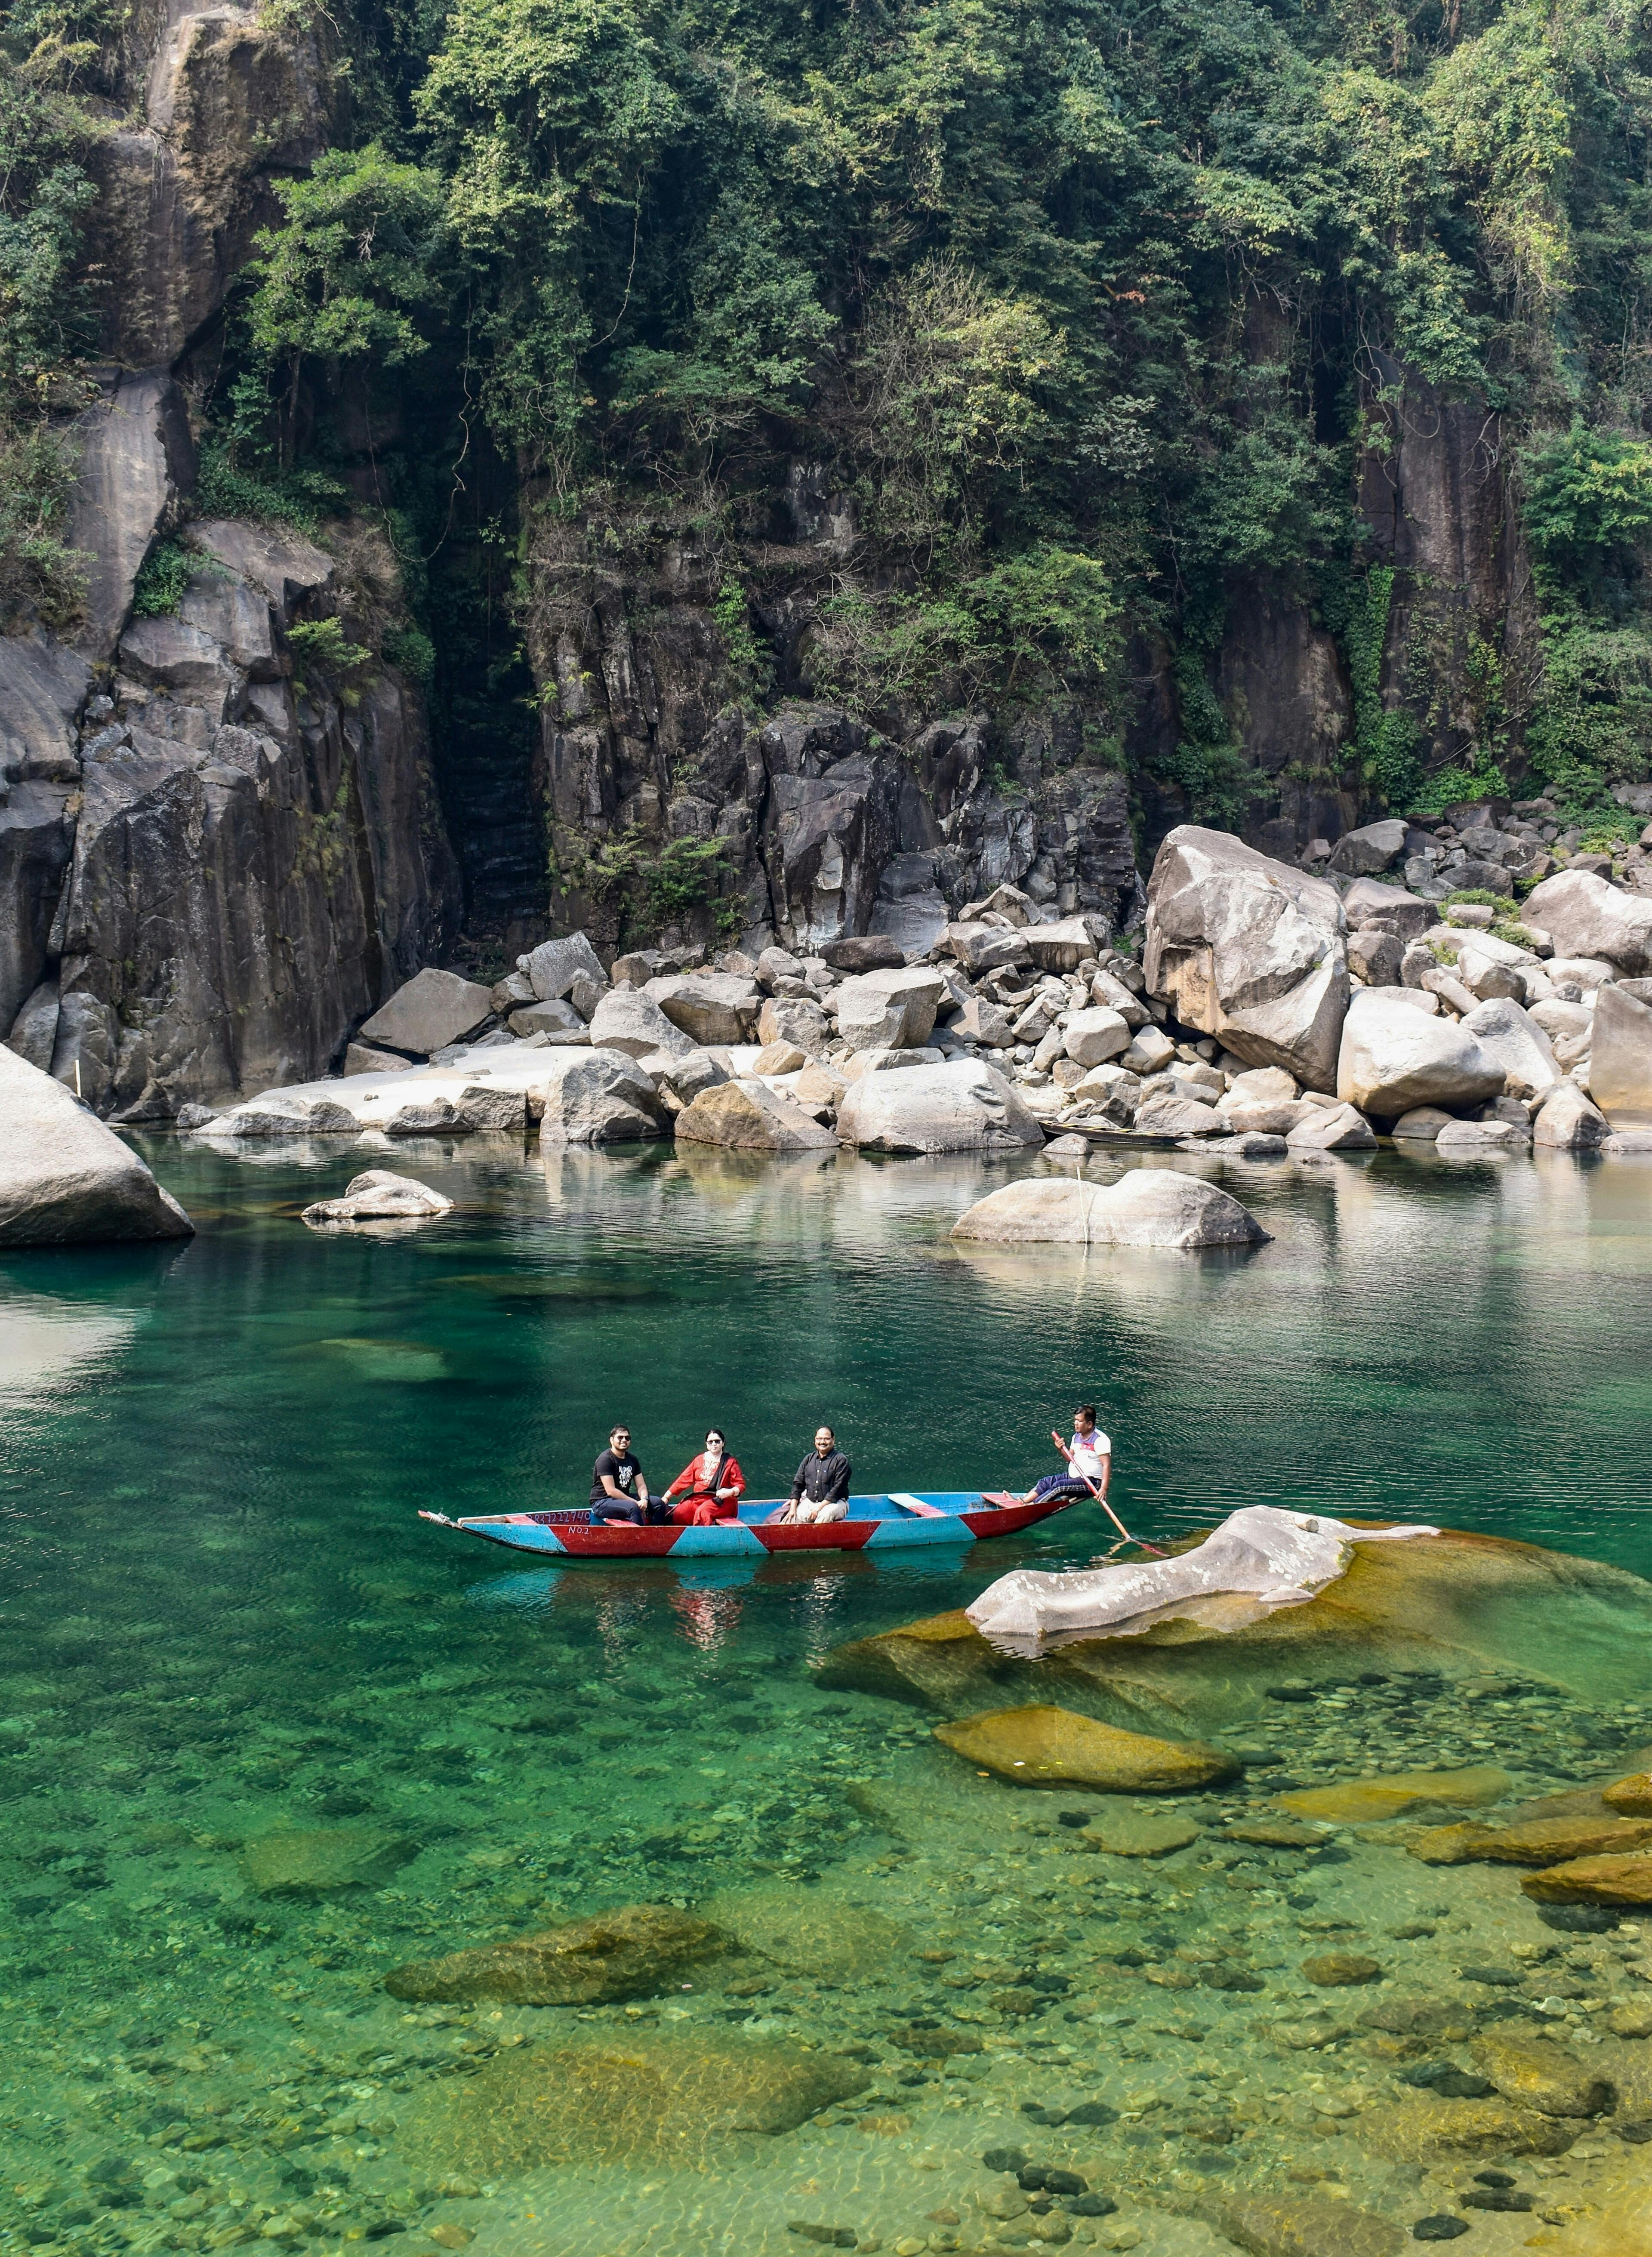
418, 1487, 1077, 1559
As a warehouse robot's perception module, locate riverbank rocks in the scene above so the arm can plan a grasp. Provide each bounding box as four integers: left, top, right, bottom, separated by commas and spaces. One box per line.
522, 930, 606, 1002
589, 987, 696, 1061
1462, 996, 1560, 1100
241, 1826, 419, 1897
358, 968, 493, 1057
385, 1903, 727, 2004
1063, 1007, 1132, 1067
1472, 2032, 1613, 2117
1590, 980, 1652, 1127
300, 1170, 453, 1226
645, 971, 761, 1046
1143, 824, 1349, 1091
1522, 1853, 1652, 1905
1336, 991, 1504, 1116
1279, 1767, 1512, 1823
1525, 869, 1652, 972
836, 1057, 1042, 1152
0, 1047, 193, 1246
536, 1049, 669, 1143
673, 1078, 838, 1152
1286, 1101, 1377, 1152
401, 2029, 869, 2176
757, 994, 831, 1054
933, 1704, 1238, 1791
951, 1169, 1269, 1249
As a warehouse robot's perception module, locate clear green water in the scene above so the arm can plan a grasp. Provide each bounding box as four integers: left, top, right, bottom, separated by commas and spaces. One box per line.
3, 1137, 1652, 2257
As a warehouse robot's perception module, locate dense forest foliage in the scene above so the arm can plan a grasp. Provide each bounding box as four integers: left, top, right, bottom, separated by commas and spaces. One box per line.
5, 0, 1652, 826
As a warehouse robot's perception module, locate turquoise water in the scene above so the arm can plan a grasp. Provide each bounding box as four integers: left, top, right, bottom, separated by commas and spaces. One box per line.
3, 1136, 1652, 2257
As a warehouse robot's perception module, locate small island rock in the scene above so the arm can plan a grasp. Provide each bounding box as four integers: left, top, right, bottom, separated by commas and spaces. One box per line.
952, 1167, 1269, 1249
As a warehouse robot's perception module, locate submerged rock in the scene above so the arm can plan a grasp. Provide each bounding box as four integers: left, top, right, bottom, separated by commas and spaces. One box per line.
1079, 1810, 1201, 1856
1471, 2031, 1613, 2118
1195, 2193, 1404, 2257
1356, 2095, 1578, 2160
241, 1826, 419, 1896
384, 1902, 727, 2004
0, 1047, 193, 1246
1409, 1813, 1652, 1865
1522, 1853, 1652, 1906
1606, 1771, 1652, 1814
1278, 1767, 1511, 1823
1301, 1951, 1382, 1986
301, 1169, 453, 1226
951, 1168, 1269, 1249
401, 2029, 869, 2175
933, 1703, 1237, 1791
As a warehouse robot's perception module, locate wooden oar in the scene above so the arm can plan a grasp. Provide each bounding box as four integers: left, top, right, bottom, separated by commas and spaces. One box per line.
1051, 1429, 1167, 1557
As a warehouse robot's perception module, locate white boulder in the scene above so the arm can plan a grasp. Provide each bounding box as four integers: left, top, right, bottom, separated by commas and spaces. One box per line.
834, 966, 947, 1049
756, 995, 832, 1054
644, 972, 762, 1047
1392, 1106, 1453, 1140
536, 1048, 669, 1144
300, 1171, 453, 1226
1062, 1008, 1131, 1068
521, 931, 607, 1002
1336, 990, 1504, 1117
836, 1058, 1043, 1153
1143, 824, 1349, 1091
1461, 997, 1560, 1101
1435, 1117, 1524, 1154
1523, 870, 1652, 973
0, 1048, 193, 1246
589, 988, 696, 1060
952, 1166, 1269, 1249
1285, 1102, 1377, 1152
1022, 916, 1110, 972
1533, 1082, 1610, 1151
358, 968, 494, 1058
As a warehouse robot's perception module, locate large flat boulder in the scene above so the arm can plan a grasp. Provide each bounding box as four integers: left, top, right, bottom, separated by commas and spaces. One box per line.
934, 1704, 1238, 1791
836, 1057, 1042, 1153
1589, 980, 1652, 1127
952, 1168, 1269, 1249
1143, 824, 1349, 1091
385, 1904, 727, 2005
536, 1048, 668, 1144
834, 965, 946, 1048
644, 971, 761, 1046
0, 1048, 193, 1246
1461, 996, 1560, 1101
1524, 870, 1652, 973
1336, 990, 1504, 1116
359, 968, 493, 1057
589, 987, 695, 1059
673, 1078, 839, 1151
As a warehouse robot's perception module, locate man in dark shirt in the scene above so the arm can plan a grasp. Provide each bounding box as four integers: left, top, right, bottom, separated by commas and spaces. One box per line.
777, 1424, 852, 1524
589, 1425, 654, 1523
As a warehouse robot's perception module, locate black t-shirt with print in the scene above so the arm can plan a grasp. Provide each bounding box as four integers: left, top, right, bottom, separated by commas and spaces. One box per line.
590, 1449, 644, 1505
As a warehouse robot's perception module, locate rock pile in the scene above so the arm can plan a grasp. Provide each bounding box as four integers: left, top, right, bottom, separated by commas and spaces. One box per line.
158, 816, 1652, 1161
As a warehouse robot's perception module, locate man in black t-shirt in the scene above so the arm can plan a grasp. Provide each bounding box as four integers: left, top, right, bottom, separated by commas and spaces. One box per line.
589, 1425, 654, 1523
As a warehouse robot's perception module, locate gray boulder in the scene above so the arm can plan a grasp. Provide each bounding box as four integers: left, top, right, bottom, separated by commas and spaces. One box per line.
1461, 997, 1560, 1101
1533, 1082, 1610, 1151
301, 1170, 453, 1226
757, 995, 832, 1055
952, 996, 1018, 1047
835, 967, 946, 1049
656, 1048, 731, 1106
7, 979, 60, 1072
192, 520, 333, 611
0, 1047, 193, 1246
644, 972, 762, 1046
943, 922, 1030, 974
1143, 824, 1349, 1092
1063, 1008, 1131, 1068
952, 1167, 1269, 1249
1022, 916, 1110, 973
508, 999, 584, 1039
836, 1058, 1044, 1153
521, 930, 607, 1002
359, 968, 493, 1057
819, 934, 906, 972
1336, 991, 1504, 1117
1523, 871, 1652, 974
1348, 930, 1403, 986
1391, 1106, 1453, 1139
453, 1085, 528, 1132
343, 1042, 417, 1077
1135, 1093, 1227, 1138
1328, 819, 1408, 876
382, 1098, 461, 1136
1588, 981, 1652, 1128
589, 988, 695, 1060
1340, 878, 1436, 940
1435, 1117, 1525, 1154
536, 1048, 669, 1144
673, 1079, 839, 1152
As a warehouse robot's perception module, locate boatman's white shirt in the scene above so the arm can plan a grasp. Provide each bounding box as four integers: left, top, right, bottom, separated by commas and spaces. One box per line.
1070, 1430, 1111, 1478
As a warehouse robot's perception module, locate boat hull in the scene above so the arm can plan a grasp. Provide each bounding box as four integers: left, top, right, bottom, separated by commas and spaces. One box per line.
419, 1489, 1073, 1559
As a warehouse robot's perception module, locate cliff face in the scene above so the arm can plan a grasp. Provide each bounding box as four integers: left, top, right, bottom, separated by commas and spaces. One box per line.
0, 4, 1552, 1115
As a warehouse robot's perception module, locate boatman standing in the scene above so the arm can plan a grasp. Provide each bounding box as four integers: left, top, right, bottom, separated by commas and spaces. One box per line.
775, 1424, 852, 1524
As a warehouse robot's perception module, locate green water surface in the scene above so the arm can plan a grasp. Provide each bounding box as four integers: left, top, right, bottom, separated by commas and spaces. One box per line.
3, 1136, 1652, 2257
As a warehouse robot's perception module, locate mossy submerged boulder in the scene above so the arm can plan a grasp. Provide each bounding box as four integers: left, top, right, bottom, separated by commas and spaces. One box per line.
1606, 1770, 1652, 1815
1471, 2031, 1613, 2118
814, 1525, 1652, 1736
1521, 1853, 1652, 1907
241, 1827, 419, 1897
933, 1704, 1237, 1791
385, 1902, 727, 2004
1409, 1813, 1652, 1865
1277, 1766, 1511, 1824
1355, 2094, 1578, 2160
1194, 2193, 1404, 2257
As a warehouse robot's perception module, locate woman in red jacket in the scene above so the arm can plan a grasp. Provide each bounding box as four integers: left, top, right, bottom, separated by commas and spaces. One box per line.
661, 1429, 747, 1525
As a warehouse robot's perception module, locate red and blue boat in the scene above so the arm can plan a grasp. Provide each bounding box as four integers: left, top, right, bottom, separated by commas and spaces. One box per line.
418, 1488, 1074, 1559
